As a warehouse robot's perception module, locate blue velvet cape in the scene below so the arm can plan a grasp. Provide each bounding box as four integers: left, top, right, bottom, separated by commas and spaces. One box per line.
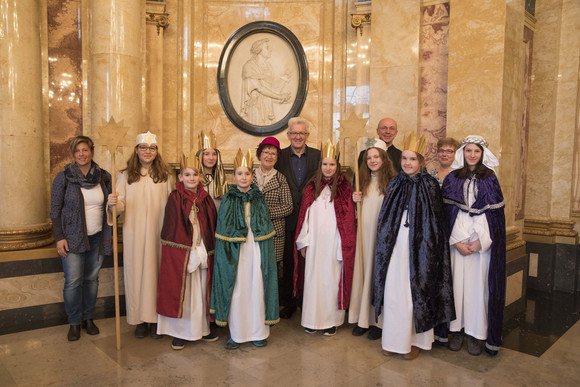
209, 183, 279, 326
442, 172, 506, 356
373, 170, 455, 334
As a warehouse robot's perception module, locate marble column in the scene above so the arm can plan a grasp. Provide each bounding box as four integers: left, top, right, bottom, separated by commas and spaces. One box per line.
369, 0, 420, 144
88, 0, 145, 172
0, 0, 53, 250
145, 2, 168, 156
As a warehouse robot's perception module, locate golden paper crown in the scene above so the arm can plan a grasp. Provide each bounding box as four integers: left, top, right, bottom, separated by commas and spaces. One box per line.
403, 132, 427, 156
198, 130, 217, 150
320, 139, 340, 161
233, 148, 253, 170
180, 150, 203, 172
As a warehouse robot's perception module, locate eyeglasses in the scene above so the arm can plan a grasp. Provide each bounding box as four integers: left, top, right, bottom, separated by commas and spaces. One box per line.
138, 145, 158, 152
437, 149, 455, 154
288, 132, 308, 137
261, 151, 277, 157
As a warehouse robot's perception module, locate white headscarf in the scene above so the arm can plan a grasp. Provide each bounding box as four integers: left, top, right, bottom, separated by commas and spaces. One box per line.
451, 135, 499, 172
364, 138, 388, 152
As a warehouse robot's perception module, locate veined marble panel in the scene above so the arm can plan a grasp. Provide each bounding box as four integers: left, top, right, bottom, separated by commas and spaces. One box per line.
0, 268, 124, 312
47, 0, 82, 183
419, 3, 449, 170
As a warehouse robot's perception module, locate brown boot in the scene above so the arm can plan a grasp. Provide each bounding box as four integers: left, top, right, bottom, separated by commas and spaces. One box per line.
403, 346, 420, 360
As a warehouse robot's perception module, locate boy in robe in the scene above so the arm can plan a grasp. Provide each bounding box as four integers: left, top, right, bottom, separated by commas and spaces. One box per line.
210, 149, 279, 349
156, 153, 219, 350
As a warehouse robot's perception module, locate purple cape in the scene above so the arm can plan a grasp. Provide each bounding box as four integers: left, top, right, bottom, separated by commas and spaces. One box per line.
442, 172, 506, 356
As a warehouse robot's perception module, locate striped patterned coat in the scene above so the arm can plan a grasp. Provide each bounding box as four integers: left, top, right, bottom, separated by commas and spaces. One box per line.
253, 170, 293, 262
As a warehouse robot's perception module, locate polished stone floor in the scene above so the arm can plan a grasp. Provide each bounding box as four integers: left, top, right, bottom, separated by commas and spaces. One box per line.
1, 308, 580, 387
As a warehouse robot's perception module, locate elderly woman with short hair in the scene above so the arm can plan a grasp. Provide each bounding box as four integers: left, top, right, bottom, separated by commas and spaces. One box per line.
430, 137, 460, 186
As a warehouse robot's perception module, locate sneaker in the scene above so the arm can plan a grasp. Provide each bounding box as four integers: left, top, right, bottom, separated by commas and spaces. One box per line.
323, 327, 337, 336
352, 325, 368, 336
253, 339, 267, 347
225, 338, 239, 350
304, 327, 316, 334
171, 337, 185, 350
467, 335, 483, 356
403, 346, 420, 360
367, 326, 382, 340
202, 332, 219, 342
149, 323, 162, 339
449, 331, 463, 351
134, 323, 147, 339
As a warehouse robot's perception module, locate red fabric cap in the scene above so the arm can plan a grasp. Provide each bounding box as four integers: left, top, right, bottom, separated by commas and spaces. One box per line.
260, 136, 280, 150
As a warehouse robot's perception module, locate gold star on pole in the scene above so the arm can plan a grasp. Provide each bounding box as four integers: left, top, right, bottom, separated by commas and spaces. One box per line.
93, 117, 132, 155
337, 110, 369, 140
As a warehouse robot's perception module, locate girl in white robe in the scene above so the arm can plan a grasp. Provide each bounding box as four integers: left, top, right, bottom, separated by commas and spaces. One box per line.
350, 140, 396, 340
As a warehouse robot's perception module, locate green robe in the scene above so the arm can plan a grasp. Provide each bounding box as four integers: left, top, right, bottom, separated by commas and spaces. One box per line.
210, 183, 279, 326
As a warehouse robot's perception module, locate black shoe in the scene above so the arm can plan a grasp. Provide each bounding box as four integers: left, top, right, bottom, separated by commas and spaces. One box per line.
134, 323, 148, 338
467, 335, 483, 356
323, 327, 337, 336
81, 319, 100, 335
304, 327, 316, 334
149, 323, 162, 339
68, 325, 81, 341
352, 325, 368, 336
367, 326, 382, 340
172, 337, 186, 350
202, 332, 219, 342
280, 305, 297, 319
449, 331, 463, 351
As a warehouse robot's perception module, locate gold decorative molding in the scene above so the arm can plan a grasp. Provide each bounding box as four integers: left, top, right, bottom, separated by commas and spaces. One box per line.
0, 222, 54, 251
524, 11, 537, 31
523, 217, 578, 244
146, 2, 169, 36
506, 226, 526, 252
351, 13, 371, 35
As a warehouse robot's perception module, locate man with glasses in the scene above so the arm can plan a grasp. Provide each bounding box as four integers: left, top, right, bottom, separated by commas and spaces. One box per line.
358, 117, 402, 172
276, 117, 321, 319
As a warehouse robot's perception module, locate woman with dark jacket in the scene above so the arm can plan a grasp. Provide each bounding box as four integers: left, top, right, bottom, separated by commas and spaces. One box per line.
50, 136, 113, 342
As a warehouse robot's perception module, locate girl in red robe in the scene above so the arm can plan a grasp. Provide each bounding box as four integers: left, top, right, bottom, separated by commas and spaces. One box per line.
294, 140, 356, 336
156, 156, 218, 350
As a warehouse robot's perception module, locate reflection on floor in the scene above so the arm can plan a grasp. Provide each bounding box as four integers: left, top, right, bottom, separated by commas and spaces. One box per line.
2, 301, 580, 386
503, 289, 580, 357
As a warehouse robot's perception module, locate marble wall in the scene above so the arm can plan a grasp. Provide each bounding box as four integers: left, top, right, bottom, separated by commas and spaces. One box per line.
161, 0, 347, 167
47, 0, 82, 183
369, 0, 420, 147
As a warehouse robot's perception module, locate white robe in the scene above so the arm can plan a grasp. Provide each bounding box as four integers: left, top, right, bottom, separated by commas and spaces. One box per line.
449, 181, 493, 340
228, 203, 269, 343
157, 207, 211, 340
110, 169, 172, 325
382, 211, 434, 354
296, 186, 345, 330
349, 175, 383, 328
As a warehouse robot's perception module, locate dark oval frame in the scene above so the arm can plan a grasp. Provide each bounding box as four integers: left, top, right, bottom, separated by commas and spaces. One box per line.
217, 21, 309, 136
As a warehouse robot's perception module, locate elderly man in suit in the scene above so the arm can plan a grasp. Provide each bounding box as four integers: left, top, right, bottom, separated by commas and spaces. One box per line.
358, 117, 402, 172
276, 117, 321, 319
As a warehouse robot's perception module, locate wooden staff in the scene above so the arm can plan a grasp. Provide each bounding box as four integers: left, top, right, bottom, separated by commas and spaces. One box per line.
94, 116, 130, 350
110, 152, 121, 350
354, 139, 364, 283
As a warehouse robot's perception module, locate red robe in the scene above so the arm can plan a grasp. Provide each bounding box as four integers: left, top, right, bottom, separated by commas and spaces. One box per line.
157, 182, 217, 318
293, 174, 356, 310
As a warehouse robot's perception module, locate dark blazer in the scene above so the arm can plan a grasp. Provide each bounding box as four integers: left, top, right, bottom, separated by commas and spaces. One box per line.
276, 145, 321, 231
358, 144, 402, 172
